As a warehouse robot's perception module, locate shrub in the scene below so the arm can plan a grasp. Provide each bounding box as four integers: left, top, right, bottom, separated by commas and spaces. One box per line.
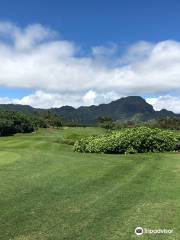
125, 147, 138, 154
74, 127, 178, 154
0, 110, 35, 136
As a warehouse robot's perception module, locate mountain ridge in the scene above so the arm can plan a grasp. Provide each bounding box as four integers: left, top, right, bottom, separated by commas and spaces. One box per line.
51, 96, 179, 124
0, 96, 179, 125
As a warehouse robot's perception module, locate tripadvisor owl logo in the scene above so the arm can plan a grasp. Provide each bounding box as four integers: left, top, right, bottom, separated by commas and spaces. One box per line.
135, 227, 143, 236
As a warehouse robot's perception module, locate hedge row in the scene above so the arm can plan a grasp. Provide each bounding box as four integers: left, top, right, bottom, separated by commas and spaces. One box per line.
74, 127, 178, 154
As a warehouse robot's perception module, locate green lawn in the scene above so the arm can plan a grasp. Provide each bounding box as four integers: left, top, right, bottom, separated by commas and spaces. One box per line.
0, 127, 180, 240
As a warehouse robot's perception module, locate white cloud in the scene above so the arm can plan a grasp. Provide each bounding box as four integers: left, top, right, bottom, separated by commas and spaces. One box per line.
92, 43, 118, 57
0, 96, 13, 104
1, 90, 180, 113
0, 90, 120, 109
146, 95, 180, 113
0, 22, 180, 94
0, 22, 180, 111
0, 22, 56, 50
82, 90, 97, 105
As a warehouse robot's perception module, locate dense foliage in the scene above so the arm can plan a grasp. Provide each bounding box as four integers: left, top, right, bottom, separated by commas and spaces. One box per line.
0, 110, 34, 136
151, 117, 180, 130
74, 127, 178, 153
35, 111, 63, 128
97, 116, 114, 130
0, 109, 64, 136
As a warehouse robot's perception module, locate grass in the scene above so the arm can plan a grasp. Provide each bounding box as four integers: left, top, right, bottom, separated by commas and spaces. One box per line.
0, 127, 180, 240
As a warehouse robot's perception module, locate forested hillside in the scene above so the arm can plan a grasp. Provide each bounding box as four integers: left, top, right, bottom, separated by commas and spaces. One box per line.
0, 96, 179, 130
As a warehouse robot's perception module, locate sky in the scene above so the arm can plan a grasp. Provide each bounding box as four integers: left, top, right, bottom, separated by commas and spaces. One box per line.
0, 0, 180, 112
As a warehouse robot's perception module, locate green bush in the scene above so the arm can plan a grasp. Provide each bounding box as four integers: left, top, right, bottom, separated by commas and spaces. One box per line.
74, 127, 178, 154
0, 110, 34, 136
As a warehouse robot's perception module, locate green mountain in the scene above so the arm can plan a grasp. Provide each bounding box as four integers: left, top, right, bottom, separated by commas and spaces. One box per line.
51, 96, 179, 124
0, 96, 179, 125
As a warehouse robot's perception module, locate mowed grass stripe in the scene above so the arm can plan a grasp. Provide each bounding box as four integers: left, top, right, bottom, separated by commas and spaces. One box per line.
0, 128, 179, 240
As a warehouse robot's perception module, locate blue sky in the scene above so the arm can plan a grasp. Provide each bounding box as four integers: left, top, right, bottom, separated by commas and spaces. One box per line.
1, 0, 180, 45
0, 0, 180, 112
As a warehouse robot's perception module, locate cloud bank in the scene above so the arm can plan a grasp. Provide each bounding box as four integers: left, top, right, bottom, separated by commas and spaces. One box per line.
146, 95, 180, 114
0, 22, 180, 111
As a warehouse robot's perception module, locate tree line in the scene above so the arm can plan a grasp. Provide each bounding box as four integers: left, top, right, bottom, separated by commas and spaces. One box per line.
0, 109, 63, 136
0, 108, 180, 137
97, 116, 180, 130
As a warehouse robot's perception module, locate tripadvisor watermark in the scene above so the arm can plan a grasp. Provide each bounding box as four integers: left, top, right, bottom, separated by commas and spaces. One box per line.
135, 226, 174, 236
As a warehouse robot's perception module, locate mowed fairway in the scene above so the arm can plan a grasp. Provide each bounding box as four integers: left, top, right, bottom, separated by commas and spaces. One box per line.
0, 128, 180, 240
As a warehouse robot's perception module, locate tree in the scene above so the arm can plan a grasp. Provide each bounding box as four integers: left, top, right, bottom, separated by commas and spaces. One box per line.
97, 117, 114, 130
0, 110, 35, 136
153, 117, 180, 130
50, 117, 62, 128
